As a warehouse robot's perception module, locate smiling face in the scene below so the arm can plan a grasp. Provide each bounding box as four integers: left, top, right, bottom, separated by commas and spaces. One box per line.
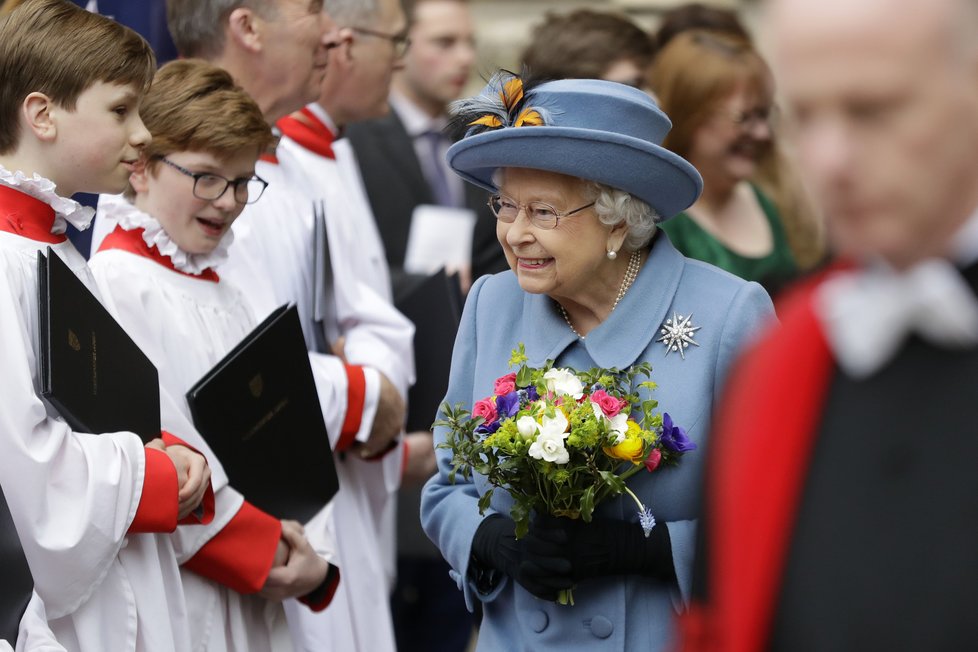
686, 82, 773, 187
51, 81, 151, 196
131, 149, 256, 255
496, 168, 625, 306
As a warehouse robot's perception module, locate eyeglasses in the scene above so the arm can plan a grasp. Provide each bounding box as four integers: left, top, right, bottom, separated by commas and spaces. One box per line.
487, 194, 596, 230
157, 157, 268, 205
720, 105, 778, 131
350, 26, 411, 58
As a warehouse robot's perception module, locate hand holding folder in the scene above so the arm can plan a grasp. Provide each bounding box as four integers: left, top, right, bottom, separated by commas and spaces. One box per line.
186, 304, 339, 523
38, 248, 211, 519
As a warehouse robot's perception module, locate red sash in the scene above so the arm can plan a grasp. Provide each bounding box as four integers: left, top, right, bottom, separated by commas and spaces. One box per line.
98, 225, 219, 283
679, 272, 838, 652
0, 184, 65, 244
276, 107, 336, 160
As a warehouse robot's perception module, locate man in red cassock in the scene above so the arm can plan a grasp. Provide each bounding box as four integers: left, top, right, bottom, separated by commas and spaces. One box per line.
680, 0, 978, 650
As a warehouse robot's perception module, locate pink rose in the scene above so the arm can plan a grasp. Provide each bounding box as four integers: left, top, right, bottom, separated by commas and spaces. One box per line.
472, 398, 498, 424
493, 373, 517, 396
590, 389, 627, 417
644, 448, 662, 473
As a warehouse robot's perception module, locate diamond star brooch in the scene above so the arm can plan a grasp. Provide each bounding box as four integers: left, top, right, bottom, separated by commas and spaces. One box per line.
657, 312, 701, 359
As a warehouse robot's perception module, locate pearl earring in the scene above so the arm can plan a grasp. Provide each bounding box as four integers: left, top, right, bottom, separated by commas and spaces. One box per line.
607, 249, 618, 260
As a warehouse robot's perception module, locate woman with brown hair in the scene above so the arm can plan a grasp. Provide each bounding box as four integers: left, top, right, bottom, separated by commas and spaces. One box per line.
650, 30, 817, 292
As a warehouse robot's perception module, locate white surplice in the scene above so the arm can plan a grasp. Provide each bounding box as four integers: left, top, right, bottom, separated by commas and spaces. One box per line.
0, 182, 198, 651
90, 197, 336, 652
219, 104, 414, 652
0, 593, 65, 652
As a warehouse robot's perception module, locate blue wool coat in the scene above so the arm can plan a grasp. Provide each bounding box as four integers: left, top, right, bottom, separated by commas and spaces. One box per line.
420, 236, 775, 652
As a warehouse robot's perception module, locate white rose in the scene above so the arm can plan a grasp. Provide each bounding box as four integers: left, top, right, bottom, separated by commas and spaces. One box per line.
539, 409, 569, 438
591, 402, 628, 443
528, 431, 570, 464
527, 410, 570, 464
543, 368, 585, 400
516, 415, 539, 439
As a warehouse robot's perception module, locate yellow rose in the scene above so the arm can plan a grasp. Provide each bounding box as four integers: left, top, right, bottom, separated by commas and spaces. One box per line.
603, 435, 645, 463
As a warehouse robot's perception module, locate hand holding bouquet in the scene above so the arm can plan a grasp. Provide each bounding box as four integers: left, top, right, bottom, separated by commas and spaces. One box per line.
437, 345, 696, 603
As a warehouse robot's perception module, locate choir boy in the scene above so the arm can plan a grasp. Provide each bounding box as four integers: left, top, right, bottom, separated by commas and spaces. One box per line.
0, 1, 214, 650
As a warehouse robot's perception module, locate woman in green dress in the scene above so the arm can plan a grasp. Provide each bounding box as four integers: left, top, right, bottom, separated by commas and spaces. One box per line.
650, 30, 801, 294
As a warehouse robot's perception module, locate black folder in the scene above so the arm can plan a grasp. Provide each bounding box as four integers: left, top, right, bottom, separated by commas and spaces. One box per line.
394, 269, 464, 432
185, 304, 338, 523
0, 486, 33, 646
37, 247, 160, 443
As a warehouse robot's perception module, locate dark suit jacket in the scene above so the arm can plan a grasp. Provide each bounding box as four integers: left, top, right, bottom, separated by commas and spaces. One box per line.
345, 107, 508, 286
346, 108, 507, 558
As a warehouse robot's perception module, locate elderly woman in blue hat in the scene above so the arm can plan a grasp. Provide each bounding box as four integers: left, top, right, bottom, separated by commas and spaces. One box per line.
420, 73, 775, 651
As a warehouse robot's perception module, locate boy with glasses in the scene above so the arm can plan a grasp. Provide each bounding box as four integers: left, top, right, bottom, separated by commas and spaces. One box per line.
91, 58, 340, 652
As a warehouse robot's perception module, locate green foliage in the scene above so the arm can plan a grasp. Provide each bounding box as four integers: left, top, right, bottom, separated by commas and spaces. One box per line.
437, 346, 688, 538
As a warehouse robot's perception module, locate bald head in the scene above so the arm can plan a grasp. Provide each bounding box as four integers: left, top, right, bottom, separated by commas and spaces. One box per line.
771, 0, 978, 65
766, 0, 978, 268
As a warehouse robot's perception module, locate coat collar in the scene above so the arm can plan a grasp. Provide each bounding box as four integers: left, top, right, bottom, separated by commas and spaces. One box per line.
521, 233, 686, 368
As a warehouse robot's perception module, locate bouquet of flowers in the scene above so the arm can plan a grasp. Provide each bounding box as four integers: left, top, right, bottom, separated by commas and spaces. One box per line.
436, 344, 696, 604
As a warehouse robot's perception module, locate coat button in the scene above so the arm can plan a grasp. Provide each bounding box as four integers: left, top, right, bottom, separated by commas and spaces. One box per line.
529, 609, 549, 633
590, 615, 613, 639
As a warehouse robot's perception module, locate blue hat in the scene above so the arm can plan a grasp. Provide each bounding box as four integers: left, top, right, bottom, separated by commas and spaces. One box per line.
446, 74, 702, 221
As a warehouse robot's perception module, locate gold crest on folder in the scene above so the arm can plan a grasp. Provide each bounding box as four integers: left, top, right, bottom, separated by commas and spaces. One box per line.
68, 329, 80, 352
249, 374, 263, 398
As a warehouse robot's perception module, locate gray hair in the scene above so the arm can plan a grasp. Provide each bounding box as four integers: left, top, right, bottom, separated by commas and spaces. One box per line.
582, 181, 659, 251
166, 0, 277, 59
322, 0, 380, 26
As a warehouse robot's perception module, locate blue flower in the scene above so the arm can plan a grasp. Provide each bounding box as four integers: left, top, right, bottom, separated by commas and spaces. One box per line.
475, 420, 501, 436
638, 508, 656, 537
495, 391, 521, 419
517, 386, 539, 407
660, 413, 696, 452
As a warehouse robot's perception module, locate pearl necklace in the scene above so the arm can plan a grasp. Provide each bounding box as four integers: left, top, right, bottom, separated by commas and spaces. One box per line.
557, 249, 643, 339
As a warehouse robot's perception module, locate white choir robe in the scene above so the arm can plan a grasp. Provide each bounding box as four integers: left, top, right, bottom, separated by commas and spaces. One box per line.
89, 220, 339, 651
89, 245, 285, 652
0, 230, 201, 652
0, 593, 65, 652
219, 108, 415, 652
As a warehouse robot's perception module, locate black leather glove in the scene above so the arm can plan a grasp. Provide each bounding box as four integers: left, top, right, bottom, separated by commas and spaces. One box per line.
471, 514, 572, 601
525, 513, 675, 584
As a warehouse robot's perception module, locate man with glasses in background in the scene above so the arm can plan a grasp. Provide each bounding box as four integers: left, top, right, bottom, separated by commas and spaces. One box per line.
345, 4, 502, 649
219, 0, 416, 650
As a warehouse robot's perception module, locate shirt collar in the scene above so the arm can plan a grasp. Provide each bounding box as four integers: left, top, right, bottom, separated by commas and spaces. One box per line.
0, 163, 94, 233
389, 91, 448, 138
305, 103, 339, 138
97, 193, 232, 275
